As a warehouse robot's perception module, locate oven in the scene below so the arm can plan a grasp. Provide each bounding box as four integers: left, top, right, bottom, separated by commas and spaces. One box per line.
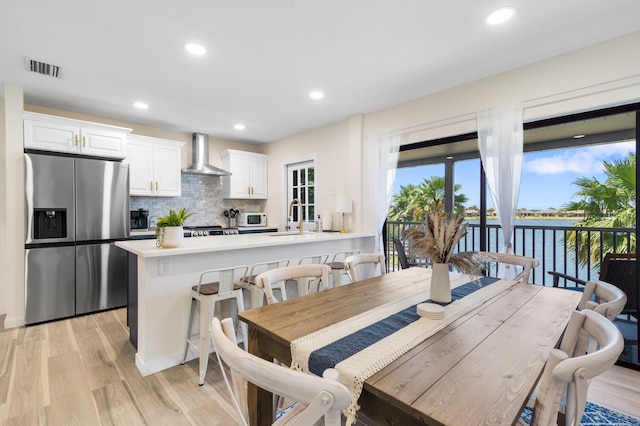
184, 225, 239, 236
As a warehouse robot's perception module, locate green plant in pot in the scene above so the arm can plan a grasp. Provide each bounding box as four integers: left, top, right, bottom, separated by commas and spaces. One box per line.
155, 207, 196, 248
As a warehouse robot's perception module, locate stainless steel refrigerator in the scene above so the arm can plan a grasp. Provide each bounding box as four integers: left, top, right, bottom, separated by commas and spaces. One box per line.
24, 153, 130, 324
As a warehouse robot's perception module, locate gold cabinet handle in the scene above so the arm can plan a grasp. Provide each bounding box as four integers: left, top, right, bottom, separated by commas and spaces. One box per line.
156, 181, 159, 191
82, 136, 86, 147
251, 187, 254, 195
75, 134, 79, 147
247, 186, 251, 195
150, 181, 153, 190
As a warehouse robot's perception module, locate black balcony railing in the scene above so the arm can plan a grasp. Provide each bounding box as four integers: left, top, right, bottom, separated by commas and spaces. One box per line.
384, 221, 635, 287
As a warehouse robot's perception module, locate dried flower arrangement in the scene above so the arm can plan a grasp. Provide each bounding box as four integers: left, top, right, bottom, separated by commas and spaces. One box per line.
402, 199, 487, 276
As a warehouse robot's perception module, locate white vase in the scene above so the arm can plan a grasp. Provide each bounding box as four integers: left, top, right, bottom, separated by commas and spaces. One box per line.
158, 226, 184, 248
430, 262, 452, 303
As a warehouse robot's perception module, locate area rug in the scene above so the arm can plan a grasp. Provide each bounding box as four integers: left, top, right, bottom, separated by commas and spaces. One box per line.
521, 401, 640, 425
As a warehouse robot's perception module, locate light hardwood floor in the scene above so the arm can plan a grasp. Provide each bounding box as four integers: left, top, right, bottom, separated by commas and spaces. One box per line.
0, 308, 638, 425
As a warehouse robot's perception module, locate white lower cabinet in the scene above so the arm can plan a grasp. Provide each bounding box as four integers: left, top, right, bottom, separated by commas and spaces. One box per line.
24, 112, 130, 159
221, 149, 268, 199
126, 135, 184, 197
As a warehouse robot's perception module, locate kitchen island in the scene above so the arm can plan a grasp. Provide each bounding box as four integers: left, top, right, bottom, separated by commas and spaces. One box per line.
115, 231, 375, 376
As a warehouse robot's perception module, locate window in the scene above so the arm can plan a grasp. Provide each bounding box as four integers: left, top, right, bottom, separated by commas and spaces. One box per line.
287, 161, 315, 223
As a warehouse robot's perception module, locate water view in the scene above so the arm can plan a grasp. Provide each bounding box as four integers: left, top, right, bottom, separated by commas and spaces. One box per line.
462, 218, 606, 286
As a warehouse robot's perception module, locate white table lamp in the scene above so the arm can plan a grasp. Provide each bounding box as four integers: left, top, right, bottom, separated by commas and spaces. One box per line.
335, 195, 352, 233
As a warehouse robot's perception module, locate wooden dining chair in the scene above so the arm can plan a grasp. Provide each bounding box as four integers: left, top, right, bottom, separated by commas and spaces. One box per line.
210, 317, 351, 426
548, 252, 638, 362
237, 259, 291, 308
254, 264, 331, 305
520, 309, 624, 426
345, 253, 386, 282
477, 252, 539, 283
578, 280, 627, 321
297, 254, 330, 294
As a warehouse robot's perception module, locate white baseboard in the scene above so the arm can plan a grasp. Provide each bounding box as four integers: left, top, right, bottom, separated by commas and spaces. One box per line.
135, 351, 192, 377
4, 315, 25, 329
134, 345, 218, 376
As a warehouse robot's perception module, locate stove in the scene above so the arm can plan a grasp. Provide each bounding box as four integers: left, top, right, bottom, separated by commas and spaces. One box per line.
184, 225, 239, 237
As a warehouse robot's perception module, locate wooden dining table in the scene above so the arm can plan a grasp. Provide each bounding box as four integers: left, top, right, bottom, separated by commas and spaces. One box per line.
238, 267, 582, 426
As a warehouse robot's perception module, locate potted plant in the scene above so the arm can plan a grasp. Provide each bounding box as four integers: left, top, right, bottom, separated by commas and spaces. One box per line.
155, 207, 196, 248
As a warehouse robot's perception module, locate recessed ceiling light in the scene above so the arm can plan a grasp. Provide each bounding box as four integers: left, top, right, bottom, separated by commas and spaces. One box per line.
485, 7, 515, 25
234, 123, 246, 130
446, 156, 454, 160
133, 102, 149, 110
185, 43, 206, 55
573, 134, 586, 139
309, 91, 324, 100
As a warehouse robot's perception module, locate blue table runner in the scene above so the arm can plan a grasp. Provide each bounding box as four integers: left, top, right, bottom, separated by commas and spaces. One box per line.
308, 276, 499, 375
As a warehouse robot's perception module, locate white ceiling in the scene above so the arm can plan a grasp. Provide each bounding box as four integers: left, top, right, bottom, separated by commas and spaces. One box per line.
2, 1, 639, 144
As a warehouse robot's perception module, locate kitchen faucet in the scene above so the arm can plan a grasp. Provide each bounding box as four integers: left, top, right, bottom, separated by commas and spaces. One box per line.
288, 198, 303, 235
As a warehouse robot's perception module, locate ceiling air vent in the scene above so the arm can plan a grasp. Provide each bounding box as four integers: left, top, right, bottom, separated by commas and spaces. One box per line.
25, 57, 61, 78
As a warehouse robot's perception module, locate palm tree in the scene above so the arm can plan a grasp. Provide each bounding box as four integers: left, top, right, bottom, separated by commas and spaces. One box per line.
388, 176, 468, 221
565, 152, 636, 266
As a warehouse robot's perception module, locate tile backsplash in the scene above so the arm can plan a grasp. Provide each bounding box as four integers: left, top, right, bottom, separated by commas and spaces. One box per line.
130, 173, 266, 228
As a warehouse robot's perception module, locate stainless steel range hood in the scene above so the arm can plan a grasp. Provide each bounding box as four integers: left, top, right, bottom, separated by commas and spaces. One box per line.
182, 133, 232, 176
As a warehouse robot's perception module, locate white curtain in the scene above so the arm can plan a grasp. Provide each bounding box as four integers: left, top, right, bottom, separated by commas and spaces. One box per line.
477, 102, 524, 279
365, 130, 400, 255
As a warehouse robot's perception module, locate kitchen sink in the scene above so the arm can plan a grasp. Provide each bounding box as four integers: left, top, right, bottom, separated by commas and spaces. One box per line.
266, 230, 316, 236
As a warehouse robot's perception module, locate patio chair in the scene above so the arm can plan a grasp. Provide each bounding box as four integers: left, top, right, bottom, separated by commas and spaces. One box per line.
520, 309, 623, 426
477, 252, 540, 283
393, 238, 421, 270
210, 317, 351, 426
548, 253, 638, 362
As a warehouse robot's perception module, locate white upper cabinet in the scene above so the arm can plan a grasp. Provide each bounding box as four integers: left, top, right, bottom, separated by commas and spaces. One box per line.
126, 135, 184, 197
24, 112, 130, 159
221, 149, 268, 199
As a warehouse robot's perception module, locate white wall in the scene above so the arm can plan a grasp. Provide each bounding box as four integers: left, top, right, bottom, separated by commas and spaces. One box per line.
262, 119, 353, 230
0, 94, 5, 323
1, 84, 25, 328
363, 32, 640, 141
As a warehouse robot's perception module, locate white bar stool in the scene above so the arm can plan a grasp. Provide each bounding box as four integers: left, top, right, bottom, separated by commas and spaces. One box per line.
237, 259, 290, 308
297, 254, 330, 295
181, 265, 248, 385
326, 250, 360, 287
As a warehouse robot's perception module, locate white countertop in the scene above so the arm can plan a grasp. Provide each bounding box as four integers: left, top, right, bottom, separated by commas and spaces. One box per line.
116, 231, 374, 258
130, 230, 156, 237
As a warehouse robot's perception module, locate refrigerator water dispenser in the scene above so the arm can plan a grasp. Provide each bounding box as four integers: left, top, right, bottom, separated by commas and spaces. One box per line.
34, 208, 67, 239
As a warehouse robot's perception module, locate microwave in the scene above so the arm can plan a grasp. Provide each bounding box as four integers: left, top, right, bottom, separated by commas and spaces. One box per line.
236, 212, 267, 227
